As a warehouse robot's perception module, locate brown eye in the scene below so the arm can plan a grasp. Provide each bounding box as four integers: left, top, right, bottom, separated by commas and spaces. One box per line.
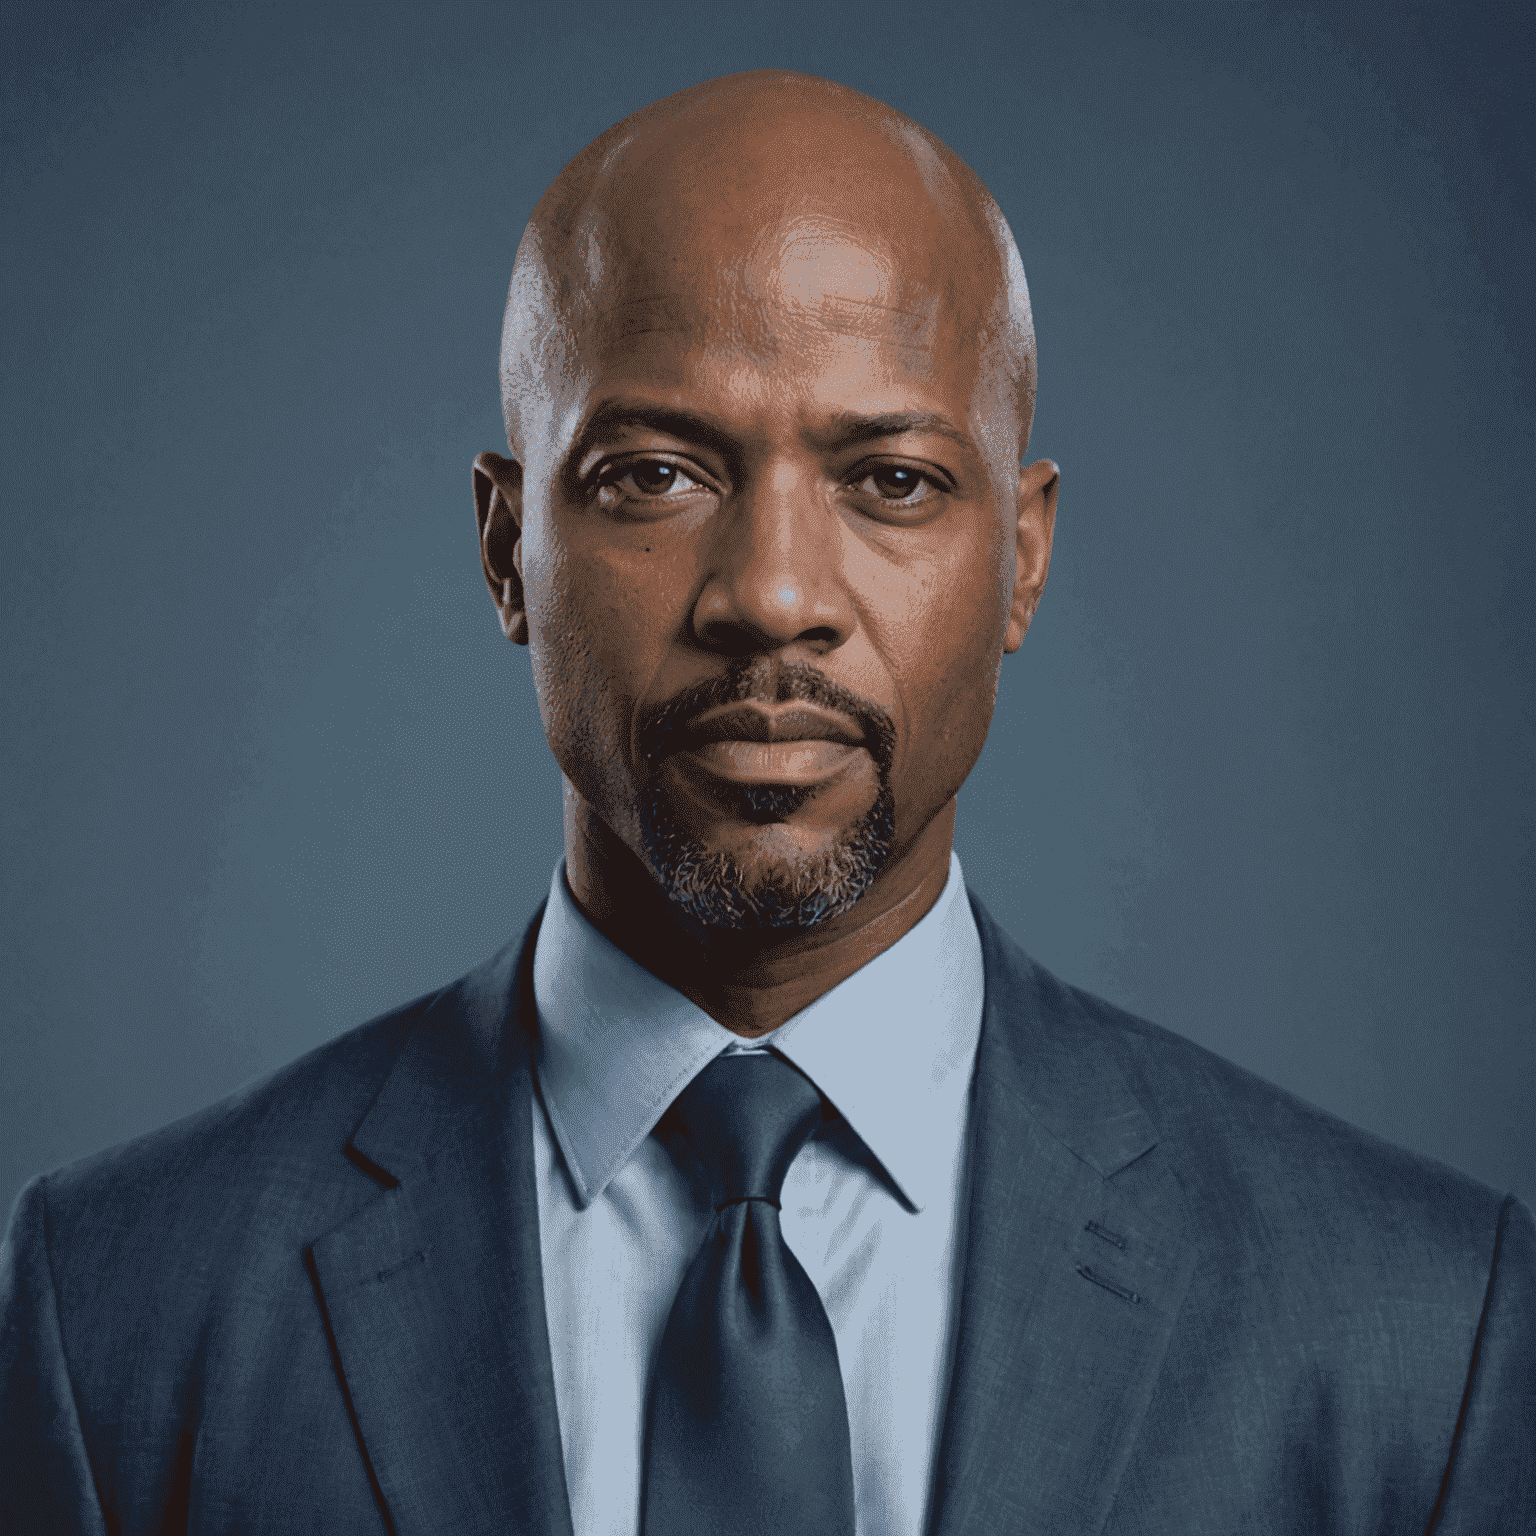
596, 459, 708, 506
630, 460, 683, 494
857, 464, 932, 501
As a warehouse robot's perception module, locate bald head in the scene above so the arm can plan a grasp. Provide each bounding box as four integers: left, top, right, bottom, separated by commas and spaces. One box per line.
474, 71, 1060, 955
500, 72, 1036, 461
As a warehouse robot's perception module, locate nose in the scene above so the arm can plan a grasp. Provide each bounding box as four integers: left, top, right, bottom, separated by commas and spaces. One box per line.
691, 465, 855, 657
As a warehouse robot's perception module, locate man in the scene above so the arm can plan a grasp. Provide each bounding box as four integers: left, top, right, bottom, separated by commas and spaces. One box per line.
2, 69, 1531, 1536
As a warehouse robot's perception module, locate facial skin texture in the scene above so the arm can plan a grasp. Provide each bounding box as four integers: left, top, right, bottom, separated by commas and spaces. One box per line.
475, 71, 1058, 1035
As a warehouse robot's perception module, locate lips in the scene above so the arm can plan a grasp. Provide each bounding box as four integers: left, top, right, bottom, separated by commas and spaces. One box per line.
670, 702, 869, 789
635, 660, 897, 800
681, 702, 867, 750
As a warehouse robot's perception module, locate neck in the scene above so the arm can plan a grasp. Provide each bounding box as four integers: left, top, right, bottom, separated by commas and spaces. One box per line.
562, 791, 957, 1037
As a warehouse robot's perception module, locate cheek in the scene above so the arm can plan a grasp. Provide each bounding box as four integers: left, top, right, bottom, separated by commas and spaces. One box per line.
863, 519, 1010, 804
521, 512, 691, 806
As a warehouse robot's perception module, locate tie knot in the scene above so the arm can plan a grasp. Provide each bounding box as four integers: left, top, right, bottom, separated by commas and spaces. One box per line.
669, 1052, 826, 1208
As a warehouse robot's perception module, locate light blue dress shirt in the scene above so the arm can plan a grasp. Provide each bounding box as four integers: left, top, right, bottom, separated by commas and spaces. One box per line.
531, 852, 985, 1536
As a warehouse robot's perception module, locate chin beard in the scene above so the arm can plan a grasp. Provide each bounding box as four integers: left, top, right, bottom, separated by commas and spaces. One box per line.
639, 780, 897, 932
634, 657, 899, 932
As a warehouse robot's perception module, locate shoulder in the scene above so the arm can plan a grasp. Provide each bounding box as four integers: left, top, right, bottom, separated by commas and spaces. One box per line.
972, 895, 1518, 1298
1082, 969, 1498, 1208
1075, 973, 1509, 1257
25, 987, 434, 1260
16, 904, 537, 1310
0, 984, 449, 1439
2, 921, 540, 1484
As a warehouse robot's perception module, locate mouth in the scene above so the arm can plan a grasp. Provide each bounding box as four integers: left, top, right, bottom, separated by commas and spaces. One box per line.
676, 703, 868, 786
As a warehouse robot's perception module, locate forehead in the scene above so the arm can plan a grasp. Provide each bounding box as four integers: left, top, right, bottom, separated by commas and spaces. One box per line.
613, 225, 939, 349
563, 204, 1005, 423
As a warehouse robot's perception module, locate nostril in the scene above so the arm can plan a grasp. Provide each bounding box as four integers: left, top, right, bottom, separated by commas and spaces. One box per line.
692, 617, 843, 657
692, 616, 766, 657
796, 626, 841, 649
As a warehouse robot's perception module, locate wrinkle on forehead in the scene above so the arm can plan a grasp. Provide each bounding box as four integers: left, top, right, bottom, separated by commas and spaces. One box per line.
500, 72, 1035, 456
595, 223, 944, 364
751, 221, 941, 353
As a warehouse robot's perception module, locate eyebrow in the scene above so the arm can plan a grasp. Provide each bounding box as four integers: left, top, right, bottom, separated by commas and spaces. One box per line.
569, 401, 977, 469
815, 410, 975, 453
572, 402, 740, 465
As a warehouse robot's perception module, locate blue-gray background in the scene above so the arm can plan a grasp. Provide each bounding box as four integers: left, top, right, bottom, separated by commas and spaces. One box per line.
3, 0, 1531, 1221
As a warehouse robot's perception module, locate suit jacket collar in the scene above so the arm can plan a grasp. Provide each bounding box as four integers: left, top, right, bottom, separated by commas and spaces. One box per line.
305, 893, 1195, 1536
307, 905, 573, 1536
926, 895, 1198, 1536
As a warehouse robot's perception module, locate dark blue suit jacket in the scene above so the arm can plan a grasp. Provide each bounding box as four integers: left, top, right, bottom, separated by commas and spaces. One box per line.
3, 898, 1533, 1533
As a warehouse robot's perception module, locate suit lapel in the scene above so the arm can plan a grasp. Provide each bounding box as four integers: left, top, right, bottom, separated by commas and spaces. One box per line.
308, 909, 572, 1536
929, 899, 1198, 1536
301, 889, 1192, 1535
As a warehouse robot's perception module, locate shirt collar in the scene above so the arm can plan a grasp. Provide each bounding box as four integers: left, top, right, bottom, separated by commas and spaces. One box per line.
532, 853, 984, 1212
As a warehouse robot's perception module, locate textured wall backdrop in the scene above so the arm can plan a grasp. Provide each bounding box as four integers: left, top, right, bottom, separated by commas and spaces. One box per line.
3, 0, 1532, 1221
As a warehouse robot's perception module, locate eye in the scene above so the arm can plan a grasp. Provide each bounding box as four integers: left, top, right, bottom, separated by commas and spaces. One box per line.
852, 463, 940, 504
598, 457, 708, 503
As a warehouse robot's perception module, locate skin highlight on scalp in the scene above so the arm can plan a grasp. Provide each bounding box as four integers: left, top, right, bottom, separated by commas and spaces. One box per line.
500, 71, 1037, 469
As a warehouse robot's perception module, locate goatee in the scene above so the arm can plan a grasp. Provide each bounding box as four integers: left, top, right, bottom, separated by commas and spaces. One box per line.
636, 660, 897, 932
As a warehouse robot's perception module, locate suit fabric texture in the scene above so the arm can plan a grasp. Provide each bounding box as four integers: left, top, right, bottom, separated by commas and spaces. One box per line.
2, 895, 1533, 1534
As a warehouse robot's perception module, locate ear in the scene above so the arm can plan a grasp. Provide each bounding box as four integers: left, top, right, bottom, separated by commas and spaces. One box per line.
1003, 458, 1059, 654
473, 451, 528, 645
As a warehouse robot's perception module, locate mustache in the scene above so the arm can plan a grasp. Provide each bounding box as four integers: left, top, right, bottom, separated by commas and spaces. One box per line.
638, 659, 896, 777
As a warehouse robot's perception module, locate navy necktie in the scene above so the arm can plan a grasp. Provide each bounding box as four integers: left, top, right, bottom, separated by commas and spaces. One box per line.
641, 1051, 856, 1536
